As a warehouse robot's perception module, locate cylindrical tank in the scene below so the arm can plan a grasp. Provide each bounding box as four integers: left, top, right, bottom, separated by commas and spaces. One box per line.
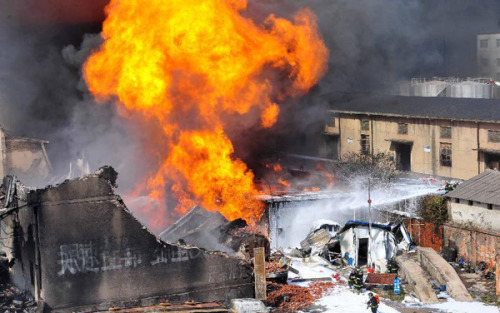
412, 81, 447, 97
448, 82, 492, 99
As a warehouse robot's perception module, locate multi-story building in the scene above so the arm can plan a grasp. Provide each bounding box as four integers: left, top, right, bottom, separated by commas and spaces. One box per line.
323, 95, 500, 180
477, 33, 500, 80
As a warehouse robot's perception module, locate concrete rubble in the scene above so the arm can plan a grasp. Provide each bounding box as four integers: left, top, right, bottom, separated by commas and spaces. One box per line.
417, 247, 474, 302
159, 206, 270, 258
396, 254, 439, 304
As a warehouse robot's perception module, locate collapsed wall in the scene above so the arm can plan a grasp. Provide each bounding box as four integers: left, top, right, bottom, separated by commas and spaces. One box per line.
0, 167, 253, 312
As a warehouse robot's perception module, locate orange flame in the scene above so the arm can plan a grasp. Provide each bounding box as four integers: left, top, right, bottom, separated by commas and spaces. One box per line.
273, 164, 283, 172
83, 0, 328, 230
278, 178, 291, 187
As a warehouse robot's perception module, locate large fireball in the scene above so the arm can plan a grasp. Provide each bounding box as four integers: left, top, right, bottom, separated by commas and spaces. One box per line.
84, 0, 328, 231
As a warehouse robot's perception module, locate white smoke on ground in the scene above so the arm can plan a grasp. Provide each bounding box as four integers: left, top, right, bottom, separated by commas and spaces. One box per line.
269, 177, 444, 250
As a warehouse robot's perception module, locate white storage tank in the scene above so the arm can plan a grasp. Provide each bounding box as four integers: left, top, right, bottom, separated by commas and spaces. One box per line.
448, 81, 493, 99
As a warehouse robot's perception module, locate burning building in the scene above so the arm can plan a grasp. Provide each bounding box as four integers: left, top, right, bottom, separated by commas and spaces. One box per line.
0, 167, 253, 312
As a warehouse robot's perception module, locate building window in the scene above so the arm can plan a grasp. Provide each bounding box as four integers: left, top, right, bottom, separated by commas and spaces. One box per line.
497, 58, 500, 66
361, 134, 370, 155
455, 198, 460, 204
488, 130, 500, 142
440, 143, 452, 167
480, 58, 489, 67
398, 123, 408, 134
360, 119, 370, 131
325, 116, 335, 128
488, 203, 493, 210
480, 39, 488, 48
468, 200, 473, 206
440, 126, 451, 139
497, 39, 500, 47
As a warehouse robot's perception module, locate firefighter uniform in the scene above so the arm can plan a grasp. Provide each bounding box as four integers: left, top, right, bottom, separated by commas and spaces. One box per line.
367, 293, 379, 313
348, 270, 356, 289
353, 269, 363, 293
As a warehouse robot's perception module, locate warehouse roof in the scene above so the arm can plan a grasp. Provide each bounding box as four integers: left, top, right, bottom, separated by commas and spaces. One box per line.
328, 95, 500, 123
446, 169, 500, 206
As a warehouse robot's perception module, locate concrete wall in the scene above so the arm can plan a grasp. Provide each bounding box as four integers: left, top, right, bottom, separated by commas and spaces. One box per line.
0, 128, 5, 179
404, 217, 500, 267
0, 202, 38, 298
4, 170, 253, 312
443, 225, 500, 267
449, 199, 500, 233
330, 113, 500, 180
395, 254, 439, 304
417, 247, 473, 302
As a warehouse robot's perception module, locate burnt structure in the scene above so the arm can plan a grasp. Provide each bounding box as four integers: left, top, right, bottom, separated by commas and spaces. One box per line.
0, 127, 52, 185
160, 206, 270, 258
0, 167, 253, 312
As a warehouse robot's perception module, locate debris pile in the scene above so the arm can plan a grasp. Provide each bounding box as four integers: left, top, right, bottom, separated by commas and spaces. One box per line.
265, 251, 291, 284
308, 281, 336, 298
159, 206, 269, 257
0, 283, 37, 313
266, 283, 315, 312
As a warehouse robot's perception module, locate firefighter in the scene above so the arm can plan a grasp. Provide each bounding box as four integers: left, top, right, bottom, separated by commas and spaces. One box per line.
386, 258, 399, 273
366, 292, 379, 313
353, 267, 363, 293
348, 268, 356, 289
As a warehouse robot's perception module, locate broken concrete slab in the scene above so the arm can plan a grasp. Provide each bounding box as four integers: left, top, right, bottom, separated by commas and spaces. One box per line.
230, 299, 267, 313
0, 167, 254, 312
300, 228, 331, 251
396, 254, 439, 304
417, 247, 473, 302
159, 207, 269, 257
159, 206, 228, 245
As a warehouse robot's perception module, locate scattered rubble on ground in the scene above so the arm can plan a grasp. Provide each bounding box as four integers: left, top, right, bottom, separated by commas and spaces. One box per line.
0, 283, 37, 313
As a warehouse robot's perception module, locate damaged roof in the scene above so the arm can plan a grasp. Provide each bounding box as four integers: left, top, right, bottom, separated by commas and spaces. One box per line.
445, 169, 500, 205
327, 94, 500, 123
337, 220, 392, 235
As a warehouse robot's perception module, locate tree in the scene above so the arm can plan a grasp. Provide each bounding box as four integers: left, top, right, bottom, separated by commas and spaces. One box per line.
418, 195, 448, 224
334, 152, 396, 188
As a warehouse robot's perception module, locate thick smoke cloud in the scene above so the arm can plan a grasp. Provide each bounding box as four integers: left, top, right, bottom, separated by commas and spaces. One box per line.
241, 0, 500, 161
0, 2, 152, 189
251, 0, 500, 93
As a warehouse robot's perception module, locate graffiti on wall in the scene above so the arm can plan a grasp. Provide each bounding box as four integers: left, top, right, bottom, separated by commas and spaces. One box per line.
207, 263, 250, 283
150, 246, 202, 265
57, 242, 204, 276
57, 242, 142, 276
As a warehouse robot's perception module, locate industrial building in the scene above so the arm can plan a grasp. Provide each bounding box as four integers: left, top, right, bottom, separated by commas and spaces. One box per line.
395, 77, 498, 99
477, 33, 500, 80
0, 127, 52, 184
323, 95, 500, 180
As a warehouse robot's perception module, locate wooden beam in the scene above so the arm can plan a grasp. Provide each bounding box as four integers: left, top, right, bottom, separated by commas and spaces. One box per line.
254, 247, 266, 301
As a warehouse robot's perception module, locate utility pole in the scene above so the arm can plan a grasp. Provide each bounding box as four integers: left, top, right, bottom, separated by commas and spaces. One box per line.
368, 177, 373, 268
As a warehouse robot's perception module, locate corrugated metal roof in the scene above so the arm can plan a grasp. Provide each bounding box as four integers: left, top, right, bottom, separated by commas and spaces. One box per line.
327, 95, 500, 122
446, 170, 500, 205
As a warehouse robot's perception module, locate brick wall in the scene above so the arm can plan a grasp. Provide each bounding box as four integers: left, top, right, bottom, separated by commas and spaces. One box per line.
405, 219, 443, 252
405, 218, 500, 267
